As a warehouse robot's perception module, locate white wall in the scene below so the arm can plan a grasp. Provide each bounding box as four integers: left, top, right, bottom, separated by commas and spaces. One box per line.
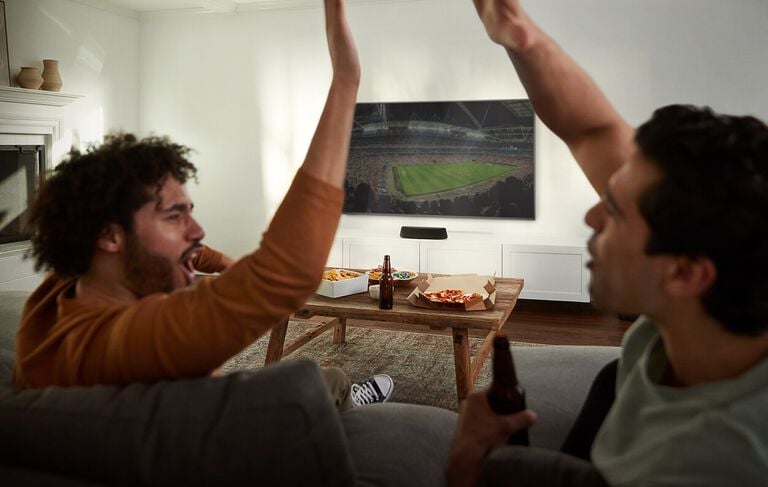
5, 0, 139, 147
0, 0, 139, 290
133, 0, 766, 258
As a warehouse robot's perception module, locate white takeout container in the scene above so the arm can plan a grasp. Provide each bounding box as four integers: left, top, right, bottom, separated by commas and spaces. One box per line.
316, 269, 368, 298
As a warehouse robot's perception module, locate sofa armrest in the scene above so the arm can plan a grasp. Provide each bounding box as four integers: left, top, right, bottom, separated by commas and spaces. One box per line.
0, 358, 355, 486
0, 291, 29, 384
513, 345, 620, 450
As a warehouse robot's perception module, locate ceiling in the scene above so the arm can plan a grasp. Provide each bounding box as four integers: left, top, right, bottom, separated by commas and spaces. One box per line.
78, 0, 407, 15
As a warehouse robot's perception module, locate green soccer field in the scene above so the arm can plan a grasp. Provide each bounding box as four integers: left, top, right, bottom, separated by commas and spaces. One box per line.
393, 162, 517, 197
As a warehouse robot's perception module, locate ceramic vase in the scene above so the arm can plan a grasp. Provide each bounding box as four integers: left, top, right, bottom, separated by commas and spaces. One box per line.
15, 67, 43, 90
41, 59, 63, 92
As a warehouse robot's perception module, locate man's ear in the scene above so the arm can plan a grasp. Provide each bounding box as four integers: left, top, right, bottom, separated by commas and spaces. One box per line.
663, 255, 717, 298
95, 223, 126, 254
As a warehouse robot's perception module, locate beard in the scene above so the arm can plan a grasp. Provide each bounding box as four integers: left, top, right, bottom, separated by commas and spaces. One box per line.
124, 233, 178, 297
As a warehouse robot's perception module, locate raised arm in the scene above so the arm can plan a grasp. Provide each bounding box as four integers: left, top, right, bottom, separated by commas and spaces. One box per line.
472, 0, 635, 194
300, 0, 361, 188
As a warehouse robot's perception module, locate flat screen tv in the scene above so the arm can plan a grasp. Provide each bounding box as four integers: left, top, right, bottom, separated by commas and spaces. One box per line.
343, 99, 534, 219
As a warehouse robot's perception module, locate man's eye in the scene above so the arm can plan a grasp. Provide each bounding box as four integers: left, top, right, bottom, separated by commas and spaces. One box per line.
166, 214, 181, 221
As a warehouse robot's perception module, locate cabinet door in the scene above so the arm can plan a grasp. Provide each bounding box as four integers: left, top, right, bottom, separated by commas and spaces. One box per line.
419, 240, 502, 276
0, 252, 44, 291
343, 237, 420, 271
502, 244, 590, 302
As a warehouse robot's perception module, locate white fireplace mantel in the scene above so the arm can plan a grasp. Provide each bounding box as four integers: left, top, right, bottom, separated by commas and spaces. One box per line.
0, 87, 80, 290
0, 86, 82, 107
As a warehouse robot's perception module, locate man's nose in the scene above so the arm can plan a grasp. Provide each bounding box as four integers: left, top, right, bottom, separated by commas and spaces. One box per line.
188, 216, 205, 241
584, 201, 604, 231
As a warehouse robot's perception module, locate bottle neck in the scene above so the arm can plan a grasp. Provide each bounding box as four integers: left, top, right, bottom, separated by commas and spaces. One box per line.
492, 338, 519, 386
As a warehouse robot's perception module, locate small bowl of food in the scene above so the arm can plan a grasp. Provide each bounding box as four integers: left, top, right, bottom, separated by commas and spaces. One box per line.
392, 270, 419, 286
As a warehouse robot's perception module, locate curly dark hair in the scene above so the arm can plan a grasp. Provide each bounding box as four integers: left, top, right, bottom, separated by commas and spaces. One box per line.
636, 105, 768, 335
28, 133, 198, 277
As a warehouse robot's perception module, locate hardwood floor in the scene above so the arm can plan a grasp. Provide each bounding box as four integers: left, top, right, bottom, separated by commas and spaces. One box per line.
346, 299, 633, 347
502, 299, 633, 346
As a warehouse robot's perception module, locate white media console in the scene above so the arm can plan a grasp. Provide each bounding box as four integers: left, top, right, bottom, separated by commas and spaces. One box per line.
326, 233, 591, 303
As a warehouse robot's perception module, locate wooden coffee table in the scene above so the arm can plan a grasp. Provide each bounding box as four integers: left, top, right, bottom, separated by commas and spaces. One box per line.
265, 275, 523, 402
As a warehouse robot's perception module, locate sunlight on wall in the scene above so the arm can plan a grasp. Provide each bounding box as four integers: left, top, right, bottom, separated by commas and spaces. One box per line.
76, 107, 105, 151
0, 167, 26, 228
76, 36, 106, 74
256, 58, 297, 217
39, 5, 74, 37
53, 131, 74, 168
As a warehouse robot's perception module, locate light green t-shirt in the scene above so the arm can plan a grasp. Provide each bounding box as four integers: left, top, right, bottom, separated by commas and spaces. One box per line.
592, 316, 768, 486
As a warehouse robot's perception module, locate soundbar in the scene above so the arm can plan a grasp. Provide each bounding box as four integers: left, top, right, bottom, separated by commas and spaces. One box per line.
400, 226, 448, 240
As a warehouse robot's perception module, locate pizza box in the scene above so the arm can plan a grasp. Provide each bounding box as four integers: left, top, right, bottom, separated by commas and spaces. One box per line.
316, 269, 369, 298
407, 274, 496, 311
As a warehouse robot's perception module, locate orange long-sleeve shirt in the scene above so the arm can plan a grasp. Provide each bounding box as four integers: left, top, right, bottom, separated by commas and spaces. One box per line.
13, 169, 343, 388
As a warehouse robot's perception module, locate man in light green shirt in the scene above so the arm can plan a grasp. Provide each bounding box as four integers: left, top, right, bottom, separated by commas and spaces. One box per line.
592, 316, 768, 486
447, 1, 768, 486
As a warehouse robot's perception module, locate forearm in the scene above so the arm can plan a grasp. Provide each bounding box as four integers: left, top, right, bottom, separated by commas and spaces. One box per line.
301, 0, 360, 189
300, 78, 359, 189
507, 34, 634, 192
472, 0, 634, 192
508, 34, 624, 147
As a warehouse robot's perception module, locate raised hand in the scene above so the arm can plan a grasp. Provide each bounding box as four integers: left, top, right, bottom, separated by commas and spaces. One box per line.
471, 0, 540, 51
325, 0, 361, 84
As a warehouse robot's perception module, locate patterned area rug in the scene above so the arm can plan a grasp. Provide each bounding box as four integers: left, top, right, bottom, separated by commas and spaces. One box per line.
222, 321, 541, 411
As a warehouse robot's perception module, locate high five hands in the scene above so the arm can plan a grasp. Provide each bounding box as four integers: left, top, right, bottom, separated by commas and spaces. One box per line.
471, 0, 540, 51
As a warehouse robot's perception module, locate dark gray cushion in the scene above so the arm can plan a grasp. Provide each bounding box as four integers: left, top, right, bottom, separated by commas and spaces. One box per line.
0, 464, 109, 486
341, 402, 457, 487
0, 359, 355, 486
480, 446, 609, 487
0, 291, 28, 384
513, 345, 620, 450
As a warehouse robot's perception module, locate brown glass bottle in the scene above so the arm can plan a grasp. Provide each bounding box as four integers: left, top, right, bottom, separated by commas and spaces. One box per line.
487, 332, 529, 446
379, 255, 394, 310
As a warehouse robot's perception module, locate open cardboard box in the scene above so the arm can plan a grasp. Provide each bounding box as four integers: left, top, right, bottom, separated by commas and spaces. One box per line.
407, 274, 496, 311
316, 269, 369, 298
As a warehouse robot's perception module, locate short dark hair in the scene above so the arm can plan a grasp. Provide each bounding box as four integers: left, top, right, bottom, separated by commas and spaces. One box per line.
636, 105, 768, 335
28, 133, 198, 277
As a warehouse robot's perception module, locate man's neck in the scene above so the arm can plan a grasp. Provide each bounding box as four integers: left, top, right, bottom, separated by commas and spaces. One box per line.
76, 265, 138, 305
654, 308, 768, 387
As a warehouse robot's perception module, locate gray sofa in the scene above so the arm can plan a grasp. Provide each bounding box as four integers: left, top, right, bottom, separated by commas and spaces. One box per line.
0, 290, 619, 486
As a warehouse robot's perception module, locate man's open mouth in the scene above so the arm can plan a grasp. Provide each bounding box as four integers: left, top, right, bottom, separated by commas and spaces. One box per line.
180, 246, 202, 284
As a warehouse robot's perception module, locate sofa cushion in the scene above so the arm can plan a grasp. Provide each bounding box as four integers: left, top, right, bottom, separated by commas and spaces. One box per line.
0, 291, 28, 384
341, 402, 457, 487
480, 446, 609, 487
0, 359, 355, 486
513, 345, 620, 450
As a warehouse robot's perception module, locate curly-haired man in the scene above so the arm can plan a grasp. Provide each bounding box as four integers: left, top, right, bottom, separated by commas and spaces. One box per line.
447, 1, 768, 486
13, 0, 393, 410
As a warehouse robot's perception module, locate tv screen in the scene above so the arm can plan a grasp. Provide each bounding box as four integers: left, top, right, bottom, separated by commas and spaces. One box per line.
343, 99, 534, 219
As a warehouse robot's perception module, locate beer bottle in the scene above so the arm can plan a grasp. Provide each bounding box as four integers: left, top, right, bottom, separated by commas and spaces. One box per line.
379, 255, 394, 310
487, 332, 529, 446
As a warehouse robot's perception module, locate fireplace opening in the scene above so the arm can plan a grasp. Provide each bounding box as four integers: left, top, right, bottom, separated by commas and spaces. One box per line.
0, 145, 45, 245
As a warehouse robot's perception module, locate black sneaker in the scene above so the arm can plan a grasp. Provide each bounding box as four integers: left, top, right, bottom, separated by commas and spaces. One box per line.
350, 374, 394, 406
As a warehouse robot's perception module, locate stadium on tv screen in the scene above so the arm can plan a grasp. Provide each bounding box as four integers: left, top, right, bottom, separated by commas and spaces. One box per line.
343, 99, 535, 219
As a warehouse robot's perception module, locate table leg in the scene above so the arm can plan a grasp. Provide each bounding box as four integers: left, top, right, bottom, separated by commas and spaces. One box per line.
333, 317, 347, 344
452, 327, 472, 403
265, 316, 289, 365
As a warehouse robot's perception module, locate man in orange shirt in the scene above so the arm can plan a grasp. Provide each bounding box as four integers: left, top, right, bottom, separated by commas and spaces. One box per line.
13, 0, 392, 410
